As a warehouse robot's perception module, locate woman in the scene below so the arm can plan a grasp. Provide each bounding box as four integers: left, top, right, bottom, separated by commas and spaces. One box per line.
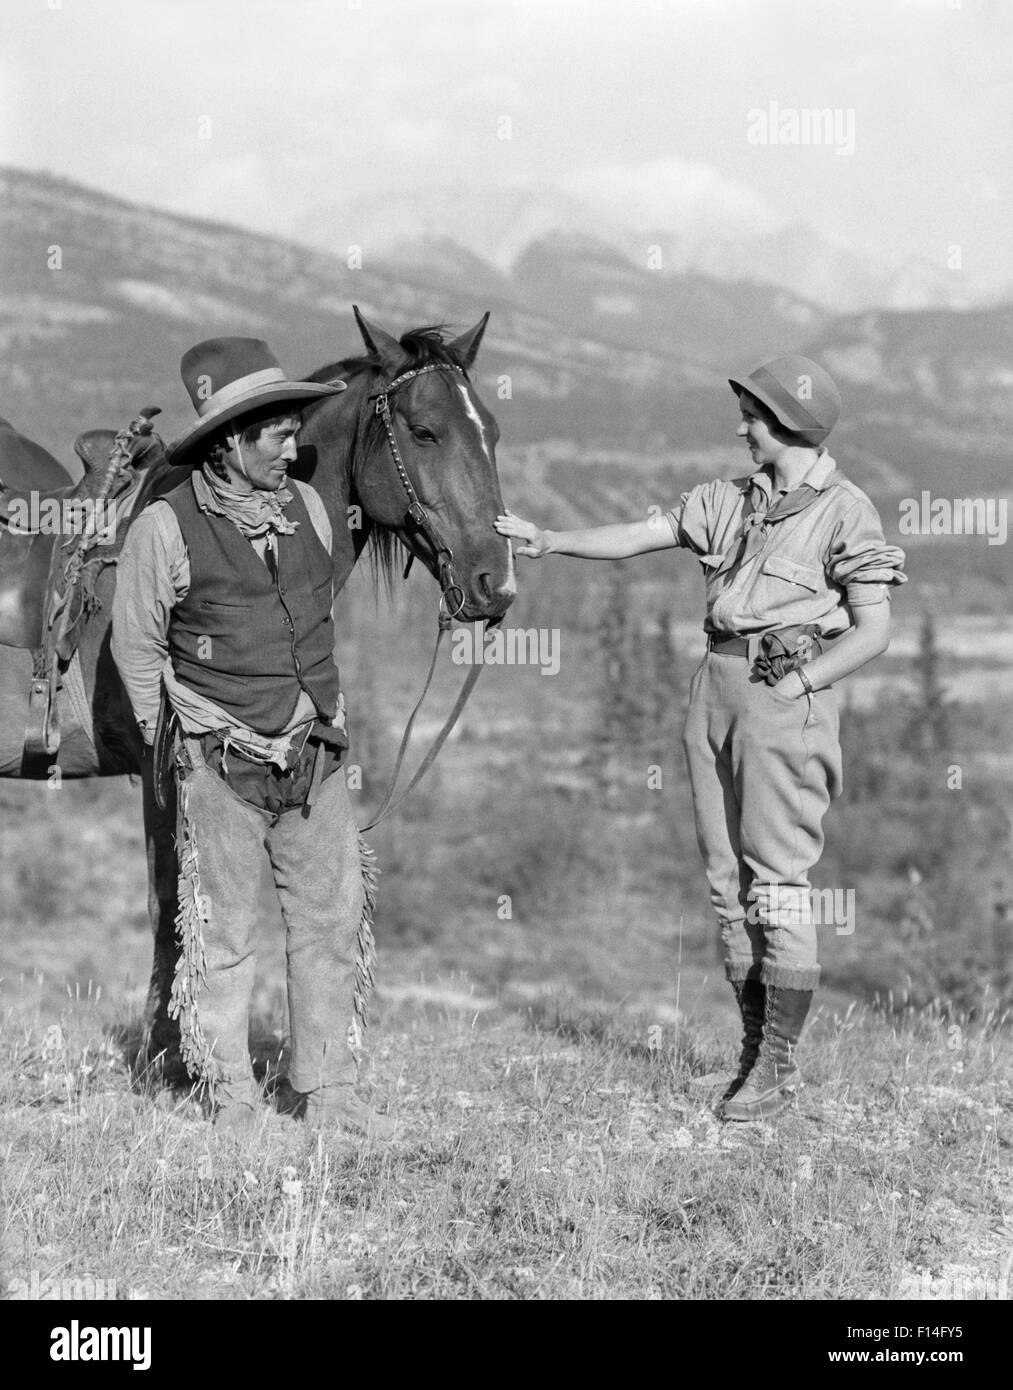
495, 355, 906, 1120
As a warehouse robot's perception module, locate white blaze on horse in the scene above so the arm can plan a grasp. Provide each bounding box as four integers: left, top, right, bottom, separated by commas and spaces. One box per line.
0, 307, 514, 1074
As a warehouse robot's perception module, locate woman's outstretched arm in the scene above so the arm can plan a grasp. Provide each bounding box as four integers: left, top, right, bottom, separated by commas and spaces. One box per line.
494, 509, 678, 560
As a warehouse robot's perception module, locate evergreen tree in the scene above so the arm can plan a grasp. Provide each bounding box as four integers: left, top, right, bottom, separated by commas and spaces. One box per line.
905, 609, 950, 756
594, 566, 641, 790
649, 607, 681, 739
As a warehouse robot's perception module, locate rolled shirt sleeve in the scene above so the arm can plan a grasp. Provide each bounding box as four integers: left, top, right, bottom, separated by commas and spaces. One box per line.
665, 480, 733, 568
110, 502, 190, 742
826, 496, 907, 606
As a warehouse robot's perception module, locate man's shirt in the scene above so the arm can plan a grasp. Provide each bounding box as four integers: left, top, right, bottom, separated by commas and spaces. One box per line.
664, 450, 906, 636
111, 479, 340, 757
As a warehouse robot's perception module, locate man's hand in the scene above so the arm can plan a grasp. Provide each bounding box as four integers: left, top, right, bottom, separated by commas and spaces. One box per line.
494, 510, 552, 559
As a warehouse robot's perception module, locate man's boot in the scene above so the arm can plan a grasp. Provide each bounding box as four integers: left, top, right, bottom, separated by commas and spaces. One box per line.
302, 1083, 396, 1139
210, 1063, 262, 1136
721, 985, 812, 1122
719, 978, 765, 1109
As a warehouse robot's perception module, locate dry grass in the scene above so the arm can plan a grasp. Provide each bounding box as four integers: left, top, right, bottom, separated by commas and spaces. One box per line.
2, 980, 1010, 1302
2, 594, 1011, 1301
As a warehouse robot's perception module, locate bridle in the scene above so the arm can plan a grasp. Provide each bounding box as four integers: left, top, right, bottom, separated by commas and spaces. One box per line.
367, 361, 468, 623
324, 357, 502, 831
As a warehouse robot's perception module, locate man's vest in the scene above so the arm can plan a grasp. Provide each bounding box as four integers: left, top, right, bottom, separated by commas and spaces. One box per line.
161, 475, 341, 734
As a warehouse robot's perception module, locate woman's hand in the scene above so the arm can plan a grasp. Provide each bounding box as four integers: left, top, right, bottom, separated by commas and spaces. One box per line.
494, 510, 552, 559
495, 510, 678, 560
772, 669, 807, 701
796, 602, 892, 691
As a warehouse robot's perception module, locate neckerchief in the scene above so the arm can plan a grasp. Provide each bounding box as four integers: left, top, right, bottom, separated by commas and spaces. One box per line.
192, 464, 299, 540
729, 463, 838, 570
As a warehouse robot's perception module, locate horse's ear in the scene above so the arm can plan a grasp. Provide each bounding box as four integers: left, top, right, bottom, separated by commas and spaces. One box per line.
448, 313, 490, 370
352, 305, 403, 373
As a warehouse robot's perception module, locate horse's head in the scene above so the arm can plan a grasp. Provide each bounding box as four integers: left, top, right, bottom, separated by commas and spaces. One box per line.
303, 308, 516, 624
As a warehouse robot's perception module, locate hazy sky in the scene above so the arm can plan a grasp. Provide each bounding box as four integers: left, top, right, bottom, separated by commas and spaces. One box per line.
2, 0, 1010, 293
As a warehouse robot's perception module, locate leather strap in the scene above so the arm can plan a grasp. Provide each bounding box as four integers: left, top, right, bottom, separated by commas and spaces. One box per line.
359, 619, 490, 833
152, 681, 176, 812
707, 624, 843, 657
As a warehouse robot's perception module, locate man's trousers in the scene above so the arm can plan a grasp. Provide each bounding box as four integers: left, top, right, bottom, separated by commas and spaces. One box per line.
171, 732, 365, 1098
682, 651, 843, 989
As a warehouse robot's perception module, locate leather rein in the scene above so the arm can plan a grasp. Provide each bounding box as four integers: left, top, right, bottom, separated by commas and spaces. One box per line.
344, 360, 498, 832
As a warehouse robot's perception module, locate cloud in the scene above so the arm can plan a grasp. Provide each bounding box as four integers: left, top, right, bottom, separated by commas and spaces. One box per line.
451, 73, 527, 109
560, 157, 785, 235
173, 153, 271, 224
382, 118, 451, 158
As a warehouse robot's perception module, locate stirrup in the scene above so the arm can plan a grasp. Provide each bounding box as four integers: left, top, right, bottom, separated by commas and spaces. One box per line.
24, 666, 61, 758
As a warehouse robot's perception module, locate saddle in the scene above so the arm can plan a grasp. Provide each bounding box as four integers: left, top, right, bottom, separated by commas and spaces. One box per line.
0, 409, 172, 761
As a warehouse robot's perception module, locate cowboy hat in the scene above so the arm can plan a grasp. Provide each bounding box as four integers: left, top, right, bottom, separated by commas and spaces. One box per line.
167, 337, 346, 463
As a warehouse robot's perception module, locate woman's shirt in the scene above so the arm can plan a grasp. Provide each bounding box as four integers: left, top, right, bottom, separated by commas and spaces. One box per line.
664, 449, 906, 637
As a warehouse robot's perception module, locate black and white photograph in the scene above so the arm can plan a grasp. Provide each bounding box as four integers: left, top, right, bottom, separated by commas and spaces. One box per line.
0, 0, 1010, 1337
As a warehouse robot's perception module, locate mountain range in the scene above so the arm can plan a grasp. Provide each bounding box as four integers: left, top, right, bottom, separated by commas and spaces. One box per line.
1, 166, 1010, 535
295, 182, 993, 315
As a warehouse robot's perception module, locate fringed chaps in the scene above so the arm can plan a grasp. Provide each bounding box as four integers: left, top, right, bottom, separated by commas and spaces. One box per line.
167, 760, 379, 1079
350, 832, 379, 1053
167, 768, 214, 1080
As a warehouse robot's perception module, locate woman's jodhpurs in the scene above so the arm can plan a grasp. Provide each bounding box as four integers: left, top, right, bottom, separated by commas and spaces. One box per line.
681, 644, 843, 990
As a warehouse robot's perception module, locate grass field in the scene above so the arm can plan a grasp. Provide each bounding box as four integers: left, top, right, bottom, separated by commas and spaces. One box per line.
1, 970, 1011, 1302
1, 573, 1011, 1301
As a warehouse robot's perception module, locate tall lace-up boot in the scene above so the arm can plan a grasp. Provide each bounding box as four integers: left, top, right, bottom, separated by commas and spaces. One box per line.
721, 984, 812, 1121
719, 978, 766, 1109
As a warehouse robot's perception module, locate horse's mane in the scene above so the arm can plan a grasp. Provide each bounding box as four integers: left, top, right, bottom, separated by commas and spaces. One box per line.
307, 324, 466, 388
306, 326, 468, 595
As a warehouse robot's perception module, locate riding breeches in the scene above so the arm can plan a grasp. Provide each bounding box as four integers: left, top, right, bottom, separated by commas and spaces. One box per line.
681, 650, 843, 989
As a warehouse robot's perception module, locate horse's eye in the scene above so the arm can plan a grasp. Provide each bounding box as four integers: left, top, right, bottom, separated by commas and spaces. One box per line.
411, 426, 437, 444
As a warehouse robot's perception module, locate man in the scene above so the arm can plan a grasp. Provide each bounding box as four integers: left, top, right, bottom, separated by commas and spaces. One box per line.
495, 356, 906, 1121
112, 336, 393, 1137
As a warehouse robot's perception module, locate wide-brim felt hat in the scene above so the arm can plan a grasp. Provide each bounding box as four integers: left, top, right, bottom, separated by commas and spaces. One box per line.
168, 337, 346, 463
728, 354, 841, 445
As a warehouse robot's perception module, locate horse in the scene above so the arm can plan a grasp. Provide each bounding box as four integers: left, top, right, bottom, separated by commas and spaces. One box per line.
0, 306, 516, 1075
